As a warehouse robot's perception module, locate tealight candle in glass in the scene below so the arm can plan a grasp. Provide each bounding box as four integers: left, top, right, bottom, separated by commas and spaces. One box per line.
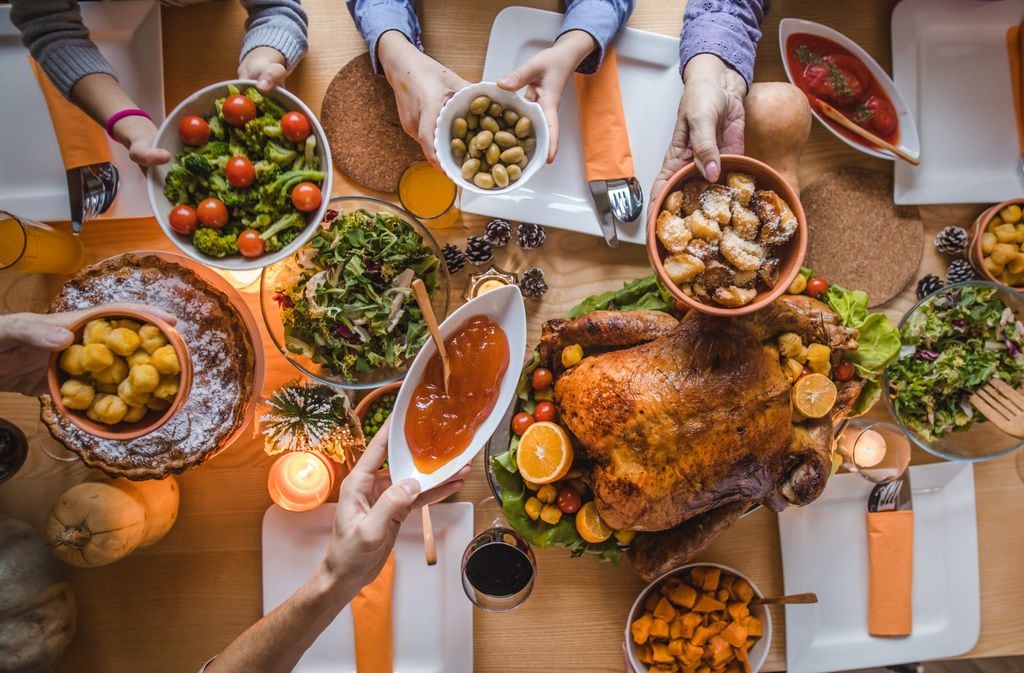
267, 451, 336, 512
835, 421, 911, 484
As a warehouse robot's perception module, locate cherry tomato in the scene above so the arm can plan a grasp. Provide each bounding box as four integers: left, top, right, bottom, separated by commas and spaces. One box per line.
196, 198, 229, 229
291, 182, 322, 213
168, 205, 198, 235
281, 111, 311, 143
511, 412, 534, 436
225, 156, 256, 188
806, 277, 829, 299
237, 228, 266, 258
535, 401, 557, 423
532, 367, 553, 391
833, 360, 855, 382
222, 94, 257, 127
556, 486, 582, 514
177, 115, 210, 146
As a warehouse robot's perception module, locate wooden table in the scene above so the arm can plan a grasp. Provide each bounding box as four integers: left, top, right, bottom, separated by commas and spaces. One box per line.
1, 1, 1022, 671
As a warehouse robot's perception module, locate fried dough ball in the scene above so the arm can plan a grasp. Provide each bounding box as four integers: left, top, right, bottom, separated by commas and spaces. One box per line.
684, 210, 722, 241
82, 319, 112, 345
126, 350, 151, 368
59, 345, 88, 376
60, 379, 95, 411
111, 318, 142, 331
663, 190, 684, 216
86, 394, 127, 425
663, 253, 706, 284
720, 229, 765, 271
123, 405, 148, 423
150, 345, 180, 375
128, 363, 160, 393
95, 382, 118, 394
726, 172, 756, 206
656, 210, 693, 254
92, 356, 128, 385
117, 378, 150, 407
713, 285, 757, 307
105, 327, 141, 357
730, 201, 761, 241
152, 375, 180, 402
139, 324, 168, 354
81, 343, 115, 372
700, 184, 734, 225
146, 396, 171, 411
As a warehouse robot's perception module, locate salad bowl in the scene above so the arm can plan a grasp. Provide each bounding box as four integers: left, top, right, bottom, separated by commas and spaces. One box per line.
884, 281, 1024, 461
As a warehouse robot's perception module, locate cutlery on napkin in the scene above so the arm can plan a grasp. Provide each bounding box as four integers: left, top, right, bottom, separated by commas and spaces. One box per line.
1007, 22, 1024, 175
574, 47, 642, 247
866, 473, 914, 637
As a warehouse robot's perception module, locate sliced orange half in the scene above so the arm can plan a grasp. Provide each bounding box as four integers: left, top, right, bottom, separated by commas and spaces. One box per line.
516, 421, 573, 485
791, 373, 838, 419
576, 501, 613, 544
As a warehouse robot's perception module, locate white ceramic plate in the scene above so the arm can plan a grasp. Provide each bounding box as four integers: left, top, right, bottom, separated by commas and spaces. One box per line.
778, 18, 920, 163
778, 462, 979, 673
462, 7, 683, 246
388, 284, 526, 491
892, 0, 1024, 205
147, 79, 333, 270
262, 502, 474, 673
0, 0, 164, 222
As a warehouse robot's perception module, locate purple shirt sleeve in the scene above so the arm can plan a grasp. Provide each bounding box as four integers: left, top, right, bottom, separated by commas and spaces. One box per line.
345, 0, 422, 74
559, 0, 635, 74
678, 0, 768, 86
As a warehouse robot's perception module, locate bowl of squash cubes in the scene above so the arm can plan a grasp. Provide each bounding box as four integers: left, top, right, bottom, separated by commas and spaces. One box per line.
626, 563, 770, 673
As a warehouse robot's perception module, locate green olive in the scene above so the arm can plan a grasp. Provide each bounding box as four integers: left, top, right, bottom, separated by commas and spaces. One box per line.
451, 117, 468, 138
467, 142, 481, 159
469, 96, 492, 115
485, 142, 501, 165
473, 172, 496, 189
487, 102, 504, 118
507, 164, 522, 182
472, 130, 494, 150
500, 146, 525, 164
467, 113, 479, 130
480, 115, 500, 134
461, 158, 481, 181
517, 156, 529, 169
492, 164, 509, 188
515, 116, 533, 139
494, 131, 518, 149
451, 138, 467, 158
523, 137, 537, 156
502, 109, 520, 126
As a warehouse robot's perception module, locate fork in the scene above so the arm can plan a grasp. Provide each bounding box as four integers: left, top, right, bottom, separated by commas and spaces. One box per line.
873, 480, 903, 512
969, 378, 1024, 438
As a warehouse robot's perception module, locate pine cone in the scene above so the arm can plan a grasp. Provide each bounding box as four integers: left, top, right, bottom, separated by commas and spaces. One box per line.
483, 219, 512, 247
464, 235, 494, 266
516, 222, 547, 249
915, 274, 944, 300
519, 267, 548, 299
935, 226, 969, 255
947, 258, 976, 284
442, 243, 466, 274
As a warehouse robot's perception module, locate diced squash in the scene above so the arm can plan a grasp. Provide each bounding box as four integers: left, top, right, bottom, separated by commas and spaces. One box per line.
668, 638, 685, 657
727, 602, 749, 623
660, 578, 683, 598
731, 579, 754, 603
701, 567, 721, 591
716, 589, 730, 602
706, 636, 734, 667
708, 619, 727, 636
693, 594, 726, 612
668, 582, 698, 608
638, 644, 654, 665
652, 642, 674, 663
691, 624, 716, 647
720, 621, 748, 648
689, 566, 706, 585
631, 613, 654, 644
670, 616, 685, 640
680, 612, 702, 639
651, 618, 670, 640
742, 615, 763, 637
644, 591, 662, 612
654, 596, 678, 622
652, 666, 678, 673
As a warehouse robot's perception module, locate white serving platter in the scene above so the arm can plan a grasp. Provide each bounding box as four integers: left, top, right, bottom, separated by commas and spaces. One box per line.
778, 461, 979, 673
0, 1, 164, 222
262, 501, 474, 673
892, 0, 1024, 204
462, 6, 683, 246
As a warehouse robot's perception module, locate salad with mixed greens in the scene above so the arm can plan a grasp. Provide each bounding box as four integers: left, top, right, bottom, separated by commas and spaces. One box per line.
162, 84, 325, 260
274, 208, 442, 380
887, 285, 1024, 441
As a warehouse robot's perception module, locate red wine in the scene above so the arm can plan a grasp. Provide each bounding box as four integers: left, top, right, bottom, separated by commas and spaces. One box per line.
464, 542, 533, 597
0, 419, 28, 485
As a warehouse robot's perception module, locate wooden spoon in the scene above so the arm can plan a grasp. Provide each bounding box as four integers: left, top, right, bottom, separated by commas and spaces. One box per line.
816, 101, 920, 166
750, 592, 818, 607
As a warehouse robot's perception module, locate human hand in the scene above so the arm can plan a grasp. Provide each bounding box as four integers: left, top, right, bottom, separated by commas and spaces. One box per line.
377, 31, 470, 165
0, 304, 178, 396
652, 54, 747, 201
239, 46, 290, 92
321, 417, 470, 594
496, 30, 596, 163
111, 115, 172, 169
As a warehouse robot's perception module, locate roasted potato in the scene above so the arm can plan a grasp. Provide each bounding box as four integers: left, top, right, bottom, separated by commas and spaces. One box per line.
700, 184, 734, 225
656, 210, 694, 254
663, 253, 706, 285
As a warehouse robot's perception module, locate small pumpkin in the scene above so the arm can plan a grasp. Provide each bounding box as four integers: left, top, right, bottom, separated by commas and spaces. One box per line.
0, 515, 76, 673
46, 476, 180, 568
744, 82, 812, 191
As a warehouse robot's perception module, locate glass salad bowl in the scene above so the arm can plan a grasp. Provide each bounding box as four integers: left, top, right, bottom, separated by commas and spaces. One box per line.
883, 281, 1024, 461
260, 196, 449, 390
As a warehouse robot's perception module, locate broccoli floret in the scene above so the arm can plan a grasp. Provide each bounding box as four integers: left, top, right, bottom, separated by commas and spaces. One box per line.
245, 86, 286, 118
192, 227, 239, 258
264, 140, 298, 168
259, 169, 325, 208
239, 115, 282, 154
182, 153, 214, 177
263, 228, 299, 253
242, 213, 273, 230
194, 140, 230, 159
303, 135, 318, 170
208, 114, 226, 140
259, 212, 305, 241
163, 164, 199, 205
253, 160, 281, 185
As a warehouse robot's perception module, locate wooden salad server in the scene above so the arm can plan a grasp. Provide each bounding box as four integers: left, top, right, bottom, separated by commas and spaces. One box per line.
816, 101, 920, 166
750, 592, 818, 607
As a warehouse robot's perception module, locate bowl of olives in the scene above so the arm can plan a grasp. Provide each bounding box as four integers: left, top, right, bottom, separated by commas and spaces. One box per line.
434, 82, 548, 195
47, 307, 193, 441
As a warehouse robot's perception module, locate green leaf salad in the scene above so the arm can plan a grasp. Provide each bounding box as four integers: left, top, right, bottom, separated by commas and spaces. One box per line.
274, 208, 442, 379
887, 285, 1024, 441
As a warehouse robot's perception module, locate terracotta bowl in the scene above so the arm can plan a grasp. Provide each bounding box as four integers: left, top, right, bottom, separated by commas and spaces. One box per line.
968, 198, 1024, 288
47, 307, 193, 441
354, 380, 403, 422
647, 155, 808, 316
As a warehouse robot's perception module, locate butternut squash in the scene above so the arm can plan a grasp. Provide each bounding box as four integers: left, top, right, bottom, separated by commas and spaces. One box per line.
744, 82, 812, 192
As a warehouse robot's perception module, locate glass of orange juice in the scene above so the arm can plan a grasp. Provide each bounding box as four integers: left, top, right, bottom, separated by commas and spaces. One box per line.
0, 211, 84, 274
398, 161, 459, 229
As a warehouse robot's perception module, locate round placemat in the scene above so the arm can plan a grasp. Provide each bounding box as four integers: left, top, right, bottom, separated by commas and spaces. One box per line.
320, 52, 423, 193
802, 167, 923, 307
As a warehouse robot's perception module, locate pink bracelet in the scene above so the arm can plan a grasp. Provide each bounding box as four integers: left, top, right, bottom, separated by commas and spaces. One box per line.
104, 108, 153, 139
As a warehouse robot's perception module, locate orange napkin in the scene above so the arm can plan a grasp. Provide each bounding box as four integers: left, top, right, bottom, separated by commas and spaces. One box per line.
350, 550, 394, 673
866, 510, 914, 637
574, 47, 635, 181
1007, 25, 1024, 154
28, 57, 111, 171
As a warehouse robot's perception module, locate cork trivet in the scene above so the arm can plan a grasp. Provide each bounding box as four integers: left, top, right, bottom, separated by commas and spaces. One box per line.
320, 53, 423, 193
802, 167, 922, 307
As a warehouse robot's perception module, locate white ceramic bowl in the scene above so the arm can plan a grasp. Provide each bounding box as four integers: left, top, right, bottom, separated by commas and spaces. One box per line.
147, 80, 333, 271
779, 18, 920, 163
625, 563, 773, 673
434, 82, 549, 196
387, 284, 527, 491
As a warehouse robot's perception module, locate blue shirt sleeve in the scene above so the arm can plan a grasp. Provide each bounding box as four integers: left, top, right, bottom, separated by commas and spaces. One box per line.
678, 0, 768, 86
345, 0, 422, 75
559, 0, 635, 74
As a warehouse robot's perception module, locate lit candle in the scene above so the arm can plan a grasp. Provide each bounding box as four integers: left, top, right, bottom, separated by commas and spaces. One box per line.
267, 451, 335, 512
853, 429, 887, 468
213, 267, 262, 292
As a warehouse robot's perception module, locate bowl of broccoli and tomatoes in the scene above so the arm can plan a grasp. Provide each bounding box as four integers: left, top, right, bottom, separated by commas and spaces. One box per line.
147, 80, 332, 270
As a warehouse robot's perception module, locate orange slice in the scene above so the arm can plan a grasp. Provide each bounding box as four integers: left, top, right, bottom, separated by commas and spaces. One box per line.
791, 373, 838, 419
576, 501, 613, 544
516, 421, 573, 484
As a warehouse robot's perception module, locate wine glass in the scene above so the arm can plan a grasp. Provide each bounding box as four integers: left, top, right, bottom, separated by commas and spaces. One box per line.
461, 497, 536, 612
834, 421, 911, 484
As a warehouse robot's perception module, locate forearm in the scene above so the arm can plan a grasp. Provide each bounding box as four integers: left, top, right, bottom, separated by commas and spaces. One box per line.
240, 0, 308, 69
679, 0, 767, 86
69, 73, 154, 148
205, 564, 357, 673
345, 0, 421, 74
560, 0, 634, 73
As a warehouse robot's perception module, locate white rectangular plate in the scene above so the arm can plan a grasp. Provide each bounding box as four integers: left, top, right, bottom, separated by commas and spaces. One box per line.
262, 501, 474, 673
778, 462, 979, 673
892, 0, 1024, 204
0, 1, 164, 222
462, 6, 683, 246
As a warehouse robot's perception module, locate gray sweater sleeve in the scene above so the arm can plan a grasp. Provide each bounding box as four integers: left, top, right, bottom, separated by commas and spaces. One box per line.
240, 0, 309, 70
10, 0, 117, 99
